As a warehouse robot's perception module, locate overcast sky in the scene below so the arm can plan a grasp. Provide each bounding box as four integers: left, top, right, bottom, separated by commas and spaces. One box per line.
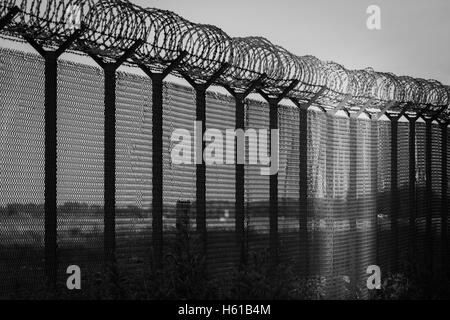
132, 0, 450, 85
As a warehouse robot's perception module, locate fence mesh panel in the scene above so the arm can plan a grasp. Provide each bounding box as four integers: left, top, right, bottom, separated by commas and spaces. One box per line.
397, 120, 410, 266
0, 47, 449, 299
377, 119, 392, 273
354, 117, 378, 299
307, 109, 329, 282
278, 105, 300, 271
0, 49, 45, 297
416, 121, 427, 268
244, 99, 270, 256
431, 123, 442, 271
205, 92, 237, 279
162, 82, 196, 255
56, 59, 104, 295
115, 71, 153, 278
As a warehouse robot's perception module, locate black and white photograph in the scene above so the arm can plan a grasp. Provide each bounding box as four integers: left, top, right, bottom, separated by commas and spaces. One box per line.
0, 0, 449, 305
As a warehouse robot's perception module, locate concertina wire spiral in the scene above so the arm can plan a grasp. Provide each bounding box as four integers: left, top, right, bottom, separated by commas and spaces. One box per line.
0, 0, 449, 121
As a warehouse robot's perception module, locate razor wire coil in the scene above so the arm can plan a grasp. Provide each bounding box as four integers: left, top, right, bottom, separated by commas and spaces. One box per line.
0, 0, 449, 121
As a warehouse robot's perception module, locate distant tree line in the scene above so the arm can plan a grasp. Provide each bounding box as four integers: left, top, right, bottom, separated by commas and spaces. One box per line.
0, 185, 440, 220
0, 202, 146, 219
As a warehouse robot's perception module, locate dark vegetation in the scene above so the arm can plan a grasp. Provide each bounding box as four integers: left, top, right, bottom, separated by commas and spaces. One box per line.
0, 185, 448, 300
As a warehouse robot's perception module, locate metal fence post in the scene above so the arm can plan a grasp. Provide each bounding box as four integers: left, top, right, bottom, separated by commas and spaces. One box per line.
235, 96, 246, 266
180, 65, 229, 258
176, 200, 191, 256
269, 100, 279, 264
290, 87, 324, 276
85, 40, 143, 269
389, 115, 399, 271
223, 75, 265, 268
138, 52, 186, 269
23, 29, 82, 291
407, 116, 418, 262
196, 85, 208, 255
298, 106, 309, 275
151, 73, 164, 267
103, 63, 117, 266
258, 80, 298, 266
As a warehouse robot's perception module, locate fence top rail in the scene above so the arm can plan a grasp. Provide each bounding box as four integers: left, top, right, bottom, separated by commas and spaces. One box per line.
0, 0, 449, 123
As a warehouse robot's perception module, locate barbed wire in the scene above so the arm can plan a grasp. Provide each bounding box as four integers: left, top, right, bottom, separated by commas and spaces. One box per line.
0, 0, 449, 121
